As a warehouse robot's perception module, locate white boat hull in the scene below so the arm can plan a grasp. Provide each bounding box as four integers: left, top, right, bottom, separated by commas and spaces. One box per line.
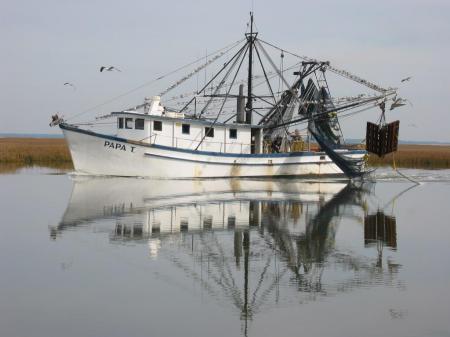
61, 124, 366, 178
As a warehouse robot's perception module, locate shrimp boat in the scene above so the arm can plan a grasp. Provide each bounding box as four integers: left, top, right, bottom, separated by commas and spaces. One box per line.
54, 13, 404, 179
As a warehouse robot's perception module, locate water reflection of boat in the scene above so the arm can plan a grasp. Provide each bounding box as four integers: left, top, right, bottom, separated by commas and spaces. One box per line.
55, 177, 348, 236
53, 177, 402, 336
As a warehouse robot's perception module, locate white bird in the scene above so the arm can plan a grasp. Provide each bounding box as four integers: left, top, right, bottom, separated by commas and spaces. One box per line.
390, 96, 413, 110
100, 66, 121, 72
401, 76, 412, 82
63, 82, 76, 90
390, 97, 407, 110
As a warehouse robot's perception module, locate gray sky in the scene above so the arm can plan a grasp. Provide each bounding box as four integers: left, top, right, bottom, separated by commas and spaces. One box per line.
1, 0, 449, 141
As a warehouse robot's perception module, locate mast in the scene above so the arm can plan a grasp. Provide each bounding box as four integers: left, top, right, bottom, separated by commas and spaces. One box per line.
245, 12, 256, 124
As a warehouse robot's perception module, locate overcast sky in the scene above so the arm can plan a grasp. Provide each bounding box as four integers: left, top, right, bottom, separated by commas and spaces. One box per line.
1, 0, 449, 141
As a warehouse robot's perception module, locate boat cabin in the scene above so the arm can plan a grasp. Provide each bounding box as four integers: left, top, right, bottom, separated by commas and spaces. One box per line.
112, 96, 264, 154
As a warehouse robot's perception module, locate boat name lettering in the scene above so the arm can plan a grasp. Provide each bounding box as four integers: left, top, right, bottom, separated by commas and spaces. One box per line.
104, 141, 136, 152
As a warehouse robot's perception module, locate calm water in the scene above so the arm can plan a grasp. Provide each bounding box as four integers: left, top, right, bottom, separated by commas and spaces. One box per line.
1, 169, 450, 337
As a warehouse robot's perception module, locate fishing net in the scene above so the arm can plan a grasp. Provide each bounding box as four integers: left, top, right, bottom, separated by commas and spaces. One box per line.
304, 80, 368, 178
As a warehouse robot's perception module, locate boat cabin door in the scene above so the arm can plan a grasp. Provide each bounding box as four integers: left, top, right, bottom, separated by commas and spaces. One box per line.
251, 128, 263, 154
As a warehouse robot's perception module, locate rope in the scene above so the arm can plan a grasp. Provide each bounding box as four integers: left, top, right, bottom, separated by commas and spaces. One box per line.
392, 152, 420, 185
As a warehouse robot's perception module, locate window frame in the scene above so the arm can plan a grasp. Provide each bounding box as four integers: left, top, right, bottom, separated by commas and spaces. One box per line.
135, 118, 145, 130
180, 218, 188, 231
205, 127, 214, 138
118, 117, 124, 129
125, 118, 133, 129
227, 216, 236, 227
203, 216, 213, 229
229, 128, 237, 139
153, 120, 162, 131
182, 123, 190, 135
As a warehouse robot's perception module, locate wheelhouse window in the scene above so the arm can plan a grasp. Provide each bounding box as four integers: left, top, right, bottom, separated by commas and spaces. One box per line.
118, 117, 124, 129
153, 120, 162, 131
229, 128, 237, 139
227, 216, 236, 227
180, 218, 188, 231
135, 118, 144, 130
205, 127, 214, 138
182, 124, 190, 135
125, 118, 133, 129
203, 216, 213, 229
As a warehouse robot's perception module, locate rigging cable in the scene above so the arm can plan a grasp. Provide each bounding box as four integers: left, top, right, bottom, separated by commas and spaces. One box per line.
179, 42, 249, 114
159, 46, 238, 97
195, 44, 250, 150
198, 45, 249, 117
253, 41, 290, 138
269, 93, 395, 130
275, 100, 383, 131
64, 39, 245, 122
258, 39, 391, 94
162, 61, 301, 108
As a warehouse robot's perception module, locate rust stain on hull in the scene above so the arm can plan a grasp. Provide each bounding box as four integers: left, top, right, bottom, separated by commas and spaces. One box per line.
265, 161, 274, 177
230, 163, 241, 177
194, 165, 203, 178
229, 178, 241, 192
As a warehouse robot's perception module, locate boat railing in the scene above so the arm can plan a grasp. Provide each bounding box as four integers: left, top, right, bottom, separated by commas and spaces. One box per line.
146, 132, 251, 154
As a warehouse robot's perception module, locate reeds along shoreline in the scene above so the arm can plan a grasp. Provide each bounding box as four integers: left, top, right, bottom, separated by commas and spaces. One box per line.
367, 145, 450, 169
1, 138, 449, 171
0, 138, 73, 171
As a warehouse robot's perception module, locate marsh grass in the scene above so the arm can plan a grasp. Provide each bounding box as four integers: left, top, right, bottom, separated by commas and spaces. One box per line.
0, 138, 73, 172
367, 145, 450, 169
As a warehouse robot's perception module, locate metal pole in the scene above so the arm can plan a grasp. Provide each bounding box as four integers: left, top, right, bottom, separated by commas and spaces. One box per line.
246, 12, 254, 124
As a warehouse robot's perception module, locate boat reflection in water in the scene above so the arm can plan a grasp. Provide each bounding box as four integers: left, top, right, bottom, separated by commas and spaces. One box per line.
52, 177, 402, 335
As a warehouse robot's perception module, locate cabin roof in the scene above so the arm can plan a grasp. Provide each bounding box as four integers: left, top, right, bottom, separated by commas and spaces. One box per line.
111, 111, 264, 129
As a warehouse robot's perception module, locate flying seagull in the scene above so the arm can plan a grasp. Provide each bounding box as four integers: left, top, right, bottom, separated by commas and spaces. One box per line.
63, 82, 76, 90
401, 76, 412, 82
390, 96, 413, 110
100, 66, 121, 72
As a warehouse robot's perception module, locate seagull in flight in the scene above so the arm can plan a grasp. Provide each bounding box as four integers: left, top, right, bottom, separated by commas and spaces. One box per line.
100, 66, 121, 72
401, 76, 412, 82
63, 82, 76, 90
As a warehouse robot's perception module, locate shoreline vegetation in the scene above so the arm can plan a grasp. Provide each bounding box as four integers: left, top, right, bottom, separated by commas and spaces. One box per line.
367, 144, 450, 169
1, 138, 450, 173
0, 138, 73, 173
